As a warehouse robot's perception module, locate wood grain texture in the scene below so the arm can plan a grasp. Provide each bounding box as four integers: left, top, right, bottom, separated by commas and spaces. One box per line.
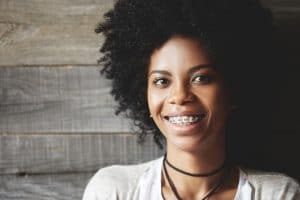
0, 0, 113, 65
0, 0, 300, 66
0, 0, 298, 25
0, 23, 103, 65
0, 66, 131, 133
0, 134, 164, 175
0, 0, 113, 25
0, 173, 92, 200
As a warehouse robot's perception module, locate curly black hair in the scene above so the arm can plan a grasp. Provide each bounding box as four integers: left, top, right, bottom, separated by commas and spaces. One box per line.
96, 0, 275, 167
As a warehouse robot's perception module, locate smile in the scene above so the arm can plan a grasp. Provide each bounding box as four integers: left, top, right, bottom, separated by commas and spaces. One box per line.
165, 113, 206, 126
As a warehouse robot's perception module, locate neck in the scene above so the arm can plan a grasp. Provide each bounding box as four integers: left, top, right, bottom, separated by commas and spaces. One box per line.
165, 154, 226, 177
166, 136, 226, 174
163, 139, 227, 198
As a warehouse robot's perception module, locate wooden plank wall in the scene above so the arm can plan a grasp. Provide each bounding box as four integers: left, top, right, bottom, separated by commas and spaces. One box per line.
0, 0, 299, 199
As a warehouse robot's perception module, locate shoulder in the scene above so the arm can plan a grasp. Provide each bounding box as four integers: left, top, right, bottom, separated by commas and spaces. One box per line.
242, 168, 300, 199
82, 158, 161, 200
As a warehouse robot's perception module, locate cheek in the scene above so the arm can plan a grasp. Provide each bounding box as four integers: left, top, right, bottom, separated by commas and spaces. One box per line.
147, 87, 167, 115
147, 87, 159, 113
201, 86, 229, 114
210, 88, 230, 120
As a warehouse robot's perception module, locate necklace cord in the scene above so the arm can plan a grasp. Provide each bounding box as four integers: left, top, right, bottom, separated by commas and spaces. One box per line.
162, 155, 229, 200
163, 158, 183, 200
165, 154, 226, 177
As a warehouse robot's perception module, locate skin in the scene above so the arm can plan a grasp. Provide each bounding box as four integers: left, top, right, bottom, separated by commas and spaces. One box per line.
147, 35, 238, 199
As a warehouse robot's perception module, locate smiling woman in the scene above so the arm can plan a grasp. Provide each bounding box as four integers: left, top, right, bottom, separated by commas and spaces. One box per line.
147, 36, 230, 156
82, 0, 300, 199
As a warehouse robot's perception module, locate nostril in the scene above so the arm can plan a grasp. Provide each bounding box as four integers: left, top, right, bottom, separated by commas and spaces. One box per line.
168, 91, 195, 105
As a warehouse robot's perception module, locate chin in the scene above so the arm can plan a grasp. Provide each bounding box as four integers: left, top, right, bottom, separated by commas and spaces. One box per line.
168, 135, 208, 153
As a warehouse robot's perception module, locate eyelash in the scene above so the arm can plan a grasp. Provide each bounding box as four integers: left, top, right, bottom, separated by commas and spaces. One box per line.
152, 74, 211, 88
191, 74, 211, 84
153, 78, 169, 88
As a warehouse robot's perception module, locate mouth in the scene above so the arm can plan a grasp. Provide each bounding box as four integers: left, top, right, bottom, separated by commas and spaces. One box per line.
164, 113, 207, 126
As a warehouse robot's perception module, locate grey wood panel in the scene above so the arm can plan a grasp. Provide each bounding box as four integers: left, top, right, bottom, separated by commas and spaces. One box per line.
0, 0, 113, 66
0, 173, 92, 200
0, 23, 103, 65
0, 134, 164, 175
0, 0, 299, 66
0, 0, 113, 25
0, 0, 298, 25
0, 66, 131, 133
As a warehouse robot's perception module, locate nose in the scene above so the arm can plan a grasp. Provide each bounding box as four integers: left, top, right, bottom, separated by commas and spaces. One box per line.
168, 82, 194, 105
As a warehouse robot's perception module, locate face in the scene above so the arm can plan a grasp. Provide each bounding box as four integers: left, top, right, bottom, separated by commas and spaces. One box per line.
147, 36, 231, 153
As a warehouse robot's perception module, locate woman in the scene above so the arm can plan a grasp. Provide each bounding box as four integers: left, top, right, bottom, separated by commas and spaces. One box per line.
83, 0, 300, 199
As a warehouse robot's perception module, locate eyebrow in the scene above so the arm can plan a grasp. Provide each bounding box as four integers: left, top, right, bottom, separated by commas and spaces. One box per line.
188, 64, 213, 74
148, 64, 213, 77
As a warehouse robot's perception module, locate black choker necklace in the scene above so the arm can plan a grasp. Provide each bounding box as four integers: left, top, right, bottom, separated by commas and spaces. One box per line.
164, 154, 226, 177
162, 158, 228, 200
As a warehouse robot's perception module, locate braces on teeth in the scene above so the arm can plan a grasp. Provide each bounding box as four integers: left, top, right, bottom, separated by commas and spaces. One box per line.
168, 115, 203, 125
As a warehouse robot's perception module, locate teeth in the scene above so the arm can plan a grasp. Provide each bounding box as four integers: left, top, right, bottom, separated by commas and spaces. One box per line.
168, 115, 204, 125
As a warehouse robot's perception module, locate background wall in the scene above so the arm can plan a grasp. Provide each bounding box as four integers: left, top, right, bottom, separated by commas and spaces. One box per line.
0, 0, 299, 199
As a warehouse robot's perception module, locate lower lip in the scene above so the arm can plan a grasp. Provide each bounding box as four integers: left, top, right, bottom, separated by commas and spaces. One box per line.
164, 117, 205, 134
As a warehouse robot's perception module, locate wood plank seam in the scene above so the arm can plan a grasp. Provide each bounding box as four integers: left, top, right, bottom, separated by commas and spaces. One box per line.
0, 64, 101, 68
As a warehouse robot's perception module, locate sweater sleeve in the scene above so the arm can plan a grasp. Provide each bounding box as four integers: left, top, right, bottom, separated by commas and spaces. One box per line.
82, 168, 119, 200
82, 162, 151, 200
82, 159, 158, 200
289, 178, 300, 200
246, 169, 300, 200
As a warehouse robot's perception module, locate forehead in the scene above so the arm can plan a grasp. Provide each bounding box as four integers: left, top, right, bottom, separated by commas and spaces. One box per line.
149, 35, 213, 72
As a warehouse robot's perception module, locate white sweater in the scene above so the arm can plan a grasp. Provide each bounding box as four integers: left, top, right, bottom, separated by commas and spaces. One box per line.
83, 157, 300, 200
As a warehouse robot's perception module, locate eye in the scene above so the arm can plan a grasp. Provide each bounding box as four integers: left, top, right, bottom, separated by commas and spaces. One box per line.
153, 77, 169, 88
192, 74, 211, 84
